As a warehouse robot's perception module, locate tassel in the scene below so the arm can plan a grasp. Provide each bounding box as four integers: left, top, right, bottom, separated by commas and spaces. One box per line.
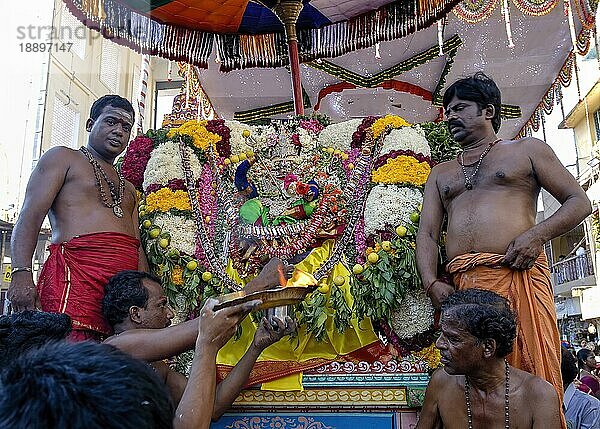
565, 0, 578, 53
437, 20, 444, 55
502, 0, 515, 48
185, 64, 190, 109
375, 42, 381, 59
137, 54, 150, 135
167, 61, 172, 81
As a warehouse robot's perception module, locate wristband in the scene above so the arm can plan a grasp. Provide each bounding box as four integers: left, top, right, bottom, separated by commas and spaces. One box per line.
424, 279, 439, 296
11, 267, 33, 275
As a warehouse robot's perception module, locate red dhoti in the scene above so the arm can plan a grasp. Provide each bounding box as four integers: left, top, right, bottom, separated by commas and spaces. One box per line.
37, 232, 139, 341
447, 252, 566, 428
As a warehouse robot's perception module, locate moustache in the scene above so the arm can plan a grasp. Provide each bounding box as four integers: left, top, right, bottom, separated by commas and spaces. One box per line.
447, 120, 463, 129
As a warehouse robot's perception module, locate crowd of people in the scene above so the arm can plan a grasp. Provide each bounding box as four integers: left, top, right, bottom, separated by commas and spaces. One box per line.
2, 73, 599, 428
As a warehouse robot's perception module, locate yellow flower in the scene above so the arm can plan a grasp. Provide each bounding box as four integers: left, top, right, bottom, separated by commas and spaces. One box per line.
414, 343, 441, 369
146, 188, 192, 213
171, 265, 184, 286
167, 120, 221, 151
371, 155, 431, 185
371, 115, 411, 139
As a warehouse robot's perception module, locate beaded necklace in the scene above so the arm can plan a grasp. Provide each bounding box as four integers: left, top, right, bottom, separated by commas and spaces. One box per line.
457, 138, 501, 190
464, 359, 510, 429
80, 146, 125, 218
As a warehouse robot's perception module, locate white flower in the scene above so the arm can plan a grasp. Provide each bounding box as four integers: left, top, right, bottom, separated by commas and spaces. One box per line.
364, 185, 422, 236
224, 120, 253, 155
390, 288, 435, 339
317, 119, 362, 151
378, 125, 430, 158
298, 128, 318, 154
143, 142, 202, 191
152, 213, 197, 256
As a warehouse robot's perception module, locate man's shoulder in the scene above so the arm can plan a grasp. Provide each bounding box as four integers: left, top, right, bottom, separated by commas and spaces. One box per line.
39, 146, 82, 166
517, 367, 557, 398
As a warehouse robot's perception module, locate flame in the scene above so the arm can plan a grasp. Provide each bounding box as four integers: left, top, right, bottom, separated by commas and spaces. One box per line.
277, 265, 287, 287
285, 269, 318, 287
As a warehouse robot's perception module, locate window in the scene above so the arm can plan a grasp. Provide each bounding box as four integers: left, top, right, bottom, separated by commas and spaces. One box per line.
100, 39, 120, 93
50, 96, 80, 149
59, 6, 86, 59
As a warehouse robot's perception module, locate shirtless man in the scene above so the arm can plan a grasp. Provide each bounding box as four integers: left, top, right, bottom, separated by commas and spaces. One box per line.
9, 95, 144, 341
102, 270, 296, 421
416, 289, 561, 429
416, 73, 591, 403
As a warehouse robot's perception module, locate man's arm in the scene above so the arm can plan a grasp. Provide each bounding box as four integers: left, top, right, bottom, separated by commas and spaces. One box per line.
503, 138, 592, 270
212, 316, 296, 420
416, 166, 454, 308
173, 298, 260, 429
9, 148, 71, 311
129, 185, 149, 271
529, 377, 562, 428
415, 368, 445, 429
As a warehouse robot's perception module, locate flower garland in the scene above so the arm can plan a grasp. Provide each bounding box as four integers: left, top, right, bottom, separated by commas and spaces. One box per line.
364, 185, 422, 236
146, 178, 187, 194
351, 116, 378, 148
205, 119, 232, 158
413, 343, 442, 371
151, 213, 197, 255
317, 119, 361, 152
143, 141, 203, 192
167, 120, 221, 151
373, 149, 433, 170
378, 126, 431, 158
121, 136, 154, 190
371, 155, 431, 186
224, 120, 254, 155
146, 187, 192, 213
389, 289, 435, 339
371, 115, 411, 139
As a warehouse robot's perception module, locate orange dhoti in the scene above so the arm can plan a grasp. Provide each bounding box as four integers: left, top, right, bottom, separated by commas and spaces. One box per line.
37, 232, 140, 341
447, 252, 564, 405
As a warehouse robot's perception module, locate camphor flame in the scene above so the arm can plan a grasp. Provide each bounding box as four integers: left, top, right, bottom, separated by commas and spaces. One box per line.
284, 268, 318, 288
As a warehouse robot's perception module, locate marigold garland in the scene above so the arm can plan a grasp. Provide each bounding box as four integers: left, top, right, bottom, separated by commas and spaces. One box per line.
171, 265, 184, 286
146, 187, 192, 213
371, 155, 431, 185
167, 120, 221, 151
371, 115, 411, 139
413, 343, 442, 370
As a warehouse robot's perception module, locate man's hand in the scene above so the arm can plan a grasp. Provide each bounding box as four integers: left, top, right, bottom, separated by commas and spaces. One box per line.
502, 230, 544, 271
245, 258, 295, 294
196, 298, 261, 353
7, 273, 40, 311
427, 281, 454, 309
252, 316, 296, 351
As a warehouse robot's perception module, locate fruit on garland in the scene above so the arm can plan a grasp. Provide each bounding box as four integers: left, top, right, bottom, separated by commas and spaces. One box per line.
409, 212, 420, 223
396, 225, 408, 237
368, 252, 380, 264
138, 205, 147, 212
202, 271, 213, 282
246, 150, 255, 158
149, 228, 161, 239
242, 129, 251, 138
418, 203, 423, 212
168, 248, 180, 257
317, 283, 330, 294
224, 158, 231, 165
352, 264, 364, 275
158, 238, 170, 249
333, 275, 345, 286
239, 152, 247, 161
326, 147, 334, 154
347, 163, 355, 169
186, 260, 198, 271
142, 220, 152, 229
381, 241, 392, 252
231, 154, 240, 163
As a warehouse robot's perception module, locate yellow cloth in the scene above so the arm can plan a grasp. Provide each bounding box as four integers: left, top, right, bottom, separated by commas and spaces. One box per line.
216, 240, 379, 390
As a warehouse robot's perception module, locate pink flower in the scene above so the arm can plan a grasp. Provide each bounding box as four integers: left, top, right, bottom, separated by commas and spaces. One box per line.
121, 136, 154, 190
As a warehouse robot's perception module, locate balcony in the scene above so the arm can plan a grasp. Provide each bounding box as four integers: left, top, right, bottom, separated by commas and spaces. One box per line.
552, 250, 596, 296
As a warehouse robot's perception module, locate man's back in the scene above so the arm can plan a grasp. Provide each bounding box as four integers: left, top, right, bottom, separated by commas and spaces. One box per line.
564, 383, 600, 429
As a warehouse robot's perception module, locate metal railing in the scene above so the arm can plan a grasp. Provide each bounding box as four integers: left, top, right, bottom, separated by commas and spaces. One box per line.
552, 250, 594, 285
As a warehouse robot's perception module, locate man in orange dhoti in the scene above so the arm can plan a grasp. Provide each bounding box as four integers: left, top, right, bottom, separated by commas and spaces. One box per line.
416, 74, 591, 427
9, 96, 146, 341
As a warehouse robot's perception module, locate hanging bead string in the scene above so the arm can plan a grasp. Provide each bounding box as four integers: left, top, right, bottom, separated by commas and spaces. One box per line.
465, 360, 510, 429
457, 139, 501, 190
79, 146, 125, 213
501, 0, 516, 48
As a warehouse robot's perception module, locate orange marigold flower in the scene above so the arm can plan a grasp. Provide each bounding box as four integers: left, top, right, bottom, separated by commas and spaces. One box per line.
371, 155, 431, 186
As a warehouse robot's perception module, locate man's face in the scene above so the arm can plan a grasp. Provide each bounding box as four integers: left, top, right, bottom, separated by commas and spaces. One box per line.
585, 352, 597, 369
436, 313, 483, 375
137, 280, 174, 329
444, 96, 487, 143
86, 105, 133, 159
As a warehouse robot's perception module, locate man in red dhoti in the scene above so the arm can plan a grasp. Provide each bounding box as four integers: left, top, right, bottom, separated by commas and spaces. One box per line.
9, 95, 146, 341
416, 73, 591, 428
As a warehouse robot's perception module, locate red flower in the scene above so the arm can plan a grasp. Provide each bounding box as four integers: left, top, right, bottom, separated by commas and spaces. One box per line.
121, 136, 154, 191
296, 182, 310, 195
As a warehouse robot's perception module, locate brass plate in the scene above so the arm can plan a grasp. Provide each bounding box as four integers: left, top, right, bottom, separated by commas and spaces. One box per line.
213, 286, 317, 311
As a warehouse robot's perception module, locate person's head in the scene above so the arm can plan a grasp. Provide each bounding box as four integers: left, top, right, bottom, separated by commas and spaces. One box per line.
103, 270, 174, 332
0, 310, 71, 364
0, 341, 173, 429
561, 346, 579, 388
436, 289, 516, 375
577, 348, 597, 371
86, 95, 135, 160
442, 72, 502, 141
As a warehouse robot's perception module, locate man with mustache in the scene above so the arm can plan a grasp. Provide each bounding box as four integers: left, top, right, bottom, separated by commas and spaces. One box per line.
416, 73, 591, 417
416, 289, 562, 429
8, 95, 145, 341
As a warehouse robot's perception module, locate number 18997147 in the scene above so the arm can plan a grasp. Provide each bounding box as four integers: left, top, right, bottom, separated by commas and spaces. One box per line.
19, 42, 73, 53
